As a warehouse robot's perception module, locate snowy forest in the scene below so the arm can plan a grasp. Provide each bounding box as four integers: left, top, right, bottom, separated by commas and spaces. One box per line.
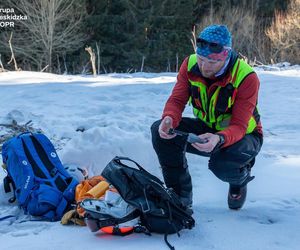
0, 0, 299, 74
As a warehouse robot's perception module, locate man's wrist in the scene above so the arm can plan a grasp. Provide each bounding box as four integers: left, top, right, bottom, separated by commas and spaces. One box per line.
216, 134, 225, 148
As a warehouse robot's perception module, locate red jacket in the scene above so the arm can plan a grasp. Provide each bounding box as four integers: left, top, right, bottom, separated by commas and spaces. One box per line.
162, 56, 263, 147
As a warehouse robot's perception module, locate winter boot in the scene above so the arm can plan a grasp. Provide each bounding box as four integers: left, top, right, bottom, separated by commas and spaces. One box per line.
228, 184, 247, 210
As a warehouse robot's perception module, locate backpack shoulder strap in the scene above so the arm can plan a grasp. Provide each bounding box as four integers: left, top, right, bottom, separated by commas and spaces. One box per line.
21, 135, 53, 179
7, 136, 35, 205
20, 133, 78, 220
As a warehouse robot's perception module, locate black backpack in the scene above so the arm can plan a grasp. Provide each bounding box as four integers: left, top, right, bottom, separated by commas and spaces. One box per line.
100, 156, 195, 249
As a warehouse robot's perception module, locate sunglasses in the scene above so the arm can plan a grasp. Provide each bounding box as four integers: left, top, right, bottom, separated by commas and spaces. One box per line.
196, 38, 226, 53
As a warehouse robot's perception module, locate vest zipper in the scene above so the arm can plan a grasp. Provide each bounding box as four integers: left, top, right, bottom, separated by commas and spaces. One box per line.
206, 75, 230, 128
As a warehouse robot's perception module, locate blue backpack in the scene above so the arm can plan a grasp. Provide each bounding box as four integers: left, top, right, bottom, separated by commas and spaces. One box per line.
2, 132, 78, 221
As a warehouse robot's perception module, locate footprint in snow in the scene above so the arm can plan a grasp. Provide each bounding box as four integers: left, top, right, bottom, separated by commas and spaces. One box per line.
272, 199, 300, 210
242, 214, 278, 225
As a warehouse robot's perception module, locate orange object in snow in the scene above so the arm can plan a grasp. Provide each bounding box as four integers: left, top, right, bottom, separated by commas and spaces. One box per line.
86, 181, 110, 199
100, 226, 134, 235
75, 176, 115, 217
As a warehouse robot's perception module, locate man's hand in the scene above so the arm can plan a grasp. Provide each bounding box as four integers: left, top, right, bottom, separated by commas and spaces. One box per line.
191, 133, 220, 153
158, 116, 176, 139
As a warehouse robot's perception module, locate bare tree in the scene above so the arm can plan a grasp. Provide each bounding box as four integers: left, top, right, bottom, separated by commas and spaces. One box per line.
95, 42, 100, 75
175, 53, 179, 72
266, 0, 300, 64
195, 0, 269, 64
190, 25, 197, 53
85, 46, 97, 76
140, 55, 145, 72
0, 54, 5, 72
7, 32, 21, 71
1, 0, 87, 72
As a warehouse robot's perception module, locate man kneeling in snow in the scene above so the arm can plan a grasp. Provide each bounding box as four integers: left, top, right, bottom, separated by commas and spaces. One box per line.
151, 24, 263, 211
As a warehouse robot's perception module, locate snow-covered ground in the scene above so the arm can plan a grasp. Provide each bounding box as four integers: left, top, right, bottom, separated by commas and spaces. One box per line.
0, 66, 299, 250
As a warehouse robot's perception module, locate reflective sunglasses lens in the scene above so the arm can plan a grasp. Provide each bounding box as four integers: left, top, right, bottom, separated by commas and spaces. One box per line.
196, 38, 224, 53
196, 38, 208, 48
209, 43, 223, 53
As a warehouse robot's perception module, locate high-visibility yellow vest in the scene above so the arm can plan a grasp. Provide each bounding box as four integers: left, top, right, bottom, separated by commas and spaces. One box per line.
187, 54, 260, 133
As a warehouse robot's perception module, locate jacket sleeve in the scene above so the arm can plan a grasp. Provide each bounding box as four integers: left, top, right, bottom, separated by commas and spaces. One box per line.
162, 57, 190, 128
218, 72, 260, 147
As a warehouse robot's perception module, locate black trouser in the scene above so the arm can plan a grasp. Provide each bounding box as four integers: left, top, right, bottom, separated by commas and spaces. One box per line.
151, 118, 263, 204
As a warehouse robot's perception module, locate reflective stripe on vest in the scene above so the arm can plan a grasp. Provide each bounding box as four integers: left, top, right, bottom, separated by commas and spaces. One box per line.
188, 54, 259, 134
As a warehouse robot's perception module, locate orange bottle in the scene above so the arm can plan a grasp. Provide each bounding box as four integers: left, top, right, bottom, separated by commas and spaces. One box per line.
86, 181, 110, 199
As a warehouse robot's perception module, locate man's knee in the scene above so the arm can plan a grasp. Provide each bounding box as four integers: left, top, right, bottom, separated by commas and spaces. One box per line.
151, 119, 161, 139
151, 119, 162, 147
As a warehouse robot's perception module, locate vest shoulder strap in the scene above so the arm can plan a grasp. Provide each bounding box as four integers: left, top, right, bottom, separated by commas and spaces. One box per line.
231, 59, 254, 88
187, 54, 197, 72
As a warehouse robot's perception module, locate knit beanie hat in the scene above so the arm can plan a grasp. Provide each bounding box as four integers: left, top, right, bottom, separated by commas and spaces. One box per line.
196, 24, 232, 61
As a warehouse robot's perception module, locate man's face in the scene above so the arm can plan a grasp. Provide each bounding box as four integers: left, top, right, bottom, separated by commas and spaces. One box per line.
197, 55, 225, 78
